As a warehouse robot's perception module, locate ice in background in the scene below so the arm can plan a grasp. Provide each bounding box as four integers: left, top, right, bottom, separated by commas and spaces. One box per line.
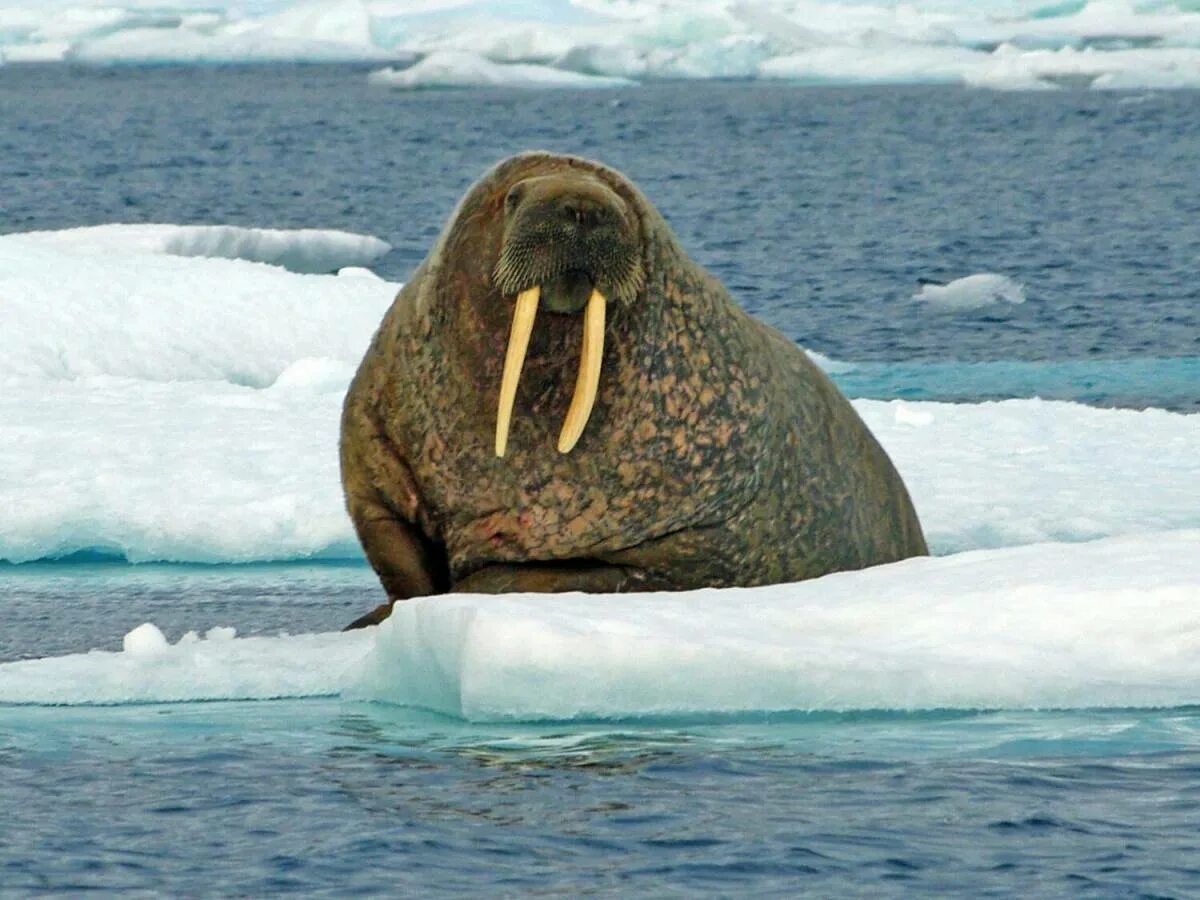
1, 226, 1198, 719
3, 1, 1200, 90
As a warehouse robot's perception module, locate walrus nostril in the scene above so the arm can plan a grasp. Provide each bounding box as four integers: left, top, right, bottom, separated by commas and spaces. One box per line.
558, 197, 609, 230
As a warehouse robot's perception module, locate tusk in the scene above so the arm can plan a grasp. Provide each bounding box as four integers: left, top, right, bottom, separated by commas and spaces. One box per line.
558, 288, 606, 453
495, 286, 540, 457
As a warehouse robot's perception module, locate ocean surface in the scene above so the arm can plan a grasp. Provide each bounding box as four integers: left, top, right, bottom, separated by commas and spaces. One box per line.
2, 65, 1199, 896
3, 65, 1199, 367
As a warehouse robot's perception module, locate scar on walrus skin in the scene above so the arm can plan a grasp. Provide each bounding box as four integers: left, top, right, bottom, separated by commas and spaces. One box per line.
339, 152, 927, 629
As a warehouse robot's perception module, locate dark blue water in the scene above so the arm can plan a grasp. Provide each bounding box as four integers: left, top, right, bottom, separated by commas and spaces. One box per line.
2, 66, 1199, 895
2, 65, 1198, 369
4, 564, 1200, 897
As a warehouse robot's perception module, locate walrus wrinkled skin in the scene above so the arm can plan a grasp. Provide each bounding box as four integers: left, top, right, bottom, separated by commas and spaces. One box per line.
340, 152, 927, 628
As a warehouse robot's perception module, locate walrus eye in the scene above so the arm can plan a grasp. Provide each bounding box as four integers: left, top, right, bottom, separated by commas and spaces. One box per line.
504, 185, 524, 214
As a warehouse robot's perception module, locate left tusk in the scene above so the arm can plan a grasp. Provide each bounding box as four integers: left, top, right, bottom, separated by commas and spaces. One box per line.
557, 288, 606, 453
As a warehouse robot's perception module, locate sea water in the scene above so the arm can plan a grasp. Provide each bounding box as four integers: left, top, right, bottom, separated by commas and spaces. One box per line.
2, 66, 1199, 895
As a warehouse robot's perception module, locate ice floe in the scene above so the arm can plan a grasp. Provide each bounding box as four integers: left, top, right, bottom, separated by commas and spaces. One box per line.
353, 530, 1200, 719
10, 224, 391, 275
2, 531, 1198, 717
0, 626, 374, 705
0, 227, 394, 384
2, 220, 1197, 719
913, 273, 1027, 311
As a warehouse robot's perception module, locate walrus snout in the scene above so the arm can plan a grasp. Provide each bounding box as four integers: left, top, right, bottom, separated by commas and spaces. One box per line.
493, 174, 644, 310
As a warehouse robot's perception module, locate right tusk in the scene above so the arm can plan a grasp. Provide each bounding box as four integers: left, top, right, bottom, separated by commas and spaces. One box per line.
557, 288, 606, 454
495, 286, 540, 458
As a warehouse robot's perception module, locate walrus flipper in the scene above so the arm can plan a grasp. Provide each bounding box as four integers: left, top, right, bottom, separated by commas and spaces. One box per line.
343, 600, 398, 631
340, 402, 449, 628
341, 492, 448, 629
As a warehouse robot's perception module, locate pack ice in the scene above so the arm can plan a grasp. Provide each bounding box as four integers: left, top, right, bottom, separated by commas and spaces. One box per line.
3, 1, 1200, 90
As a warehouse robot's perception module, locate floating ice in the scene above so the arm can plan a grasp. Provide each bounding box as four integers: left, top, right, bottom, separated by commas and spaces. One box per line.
856, 398, 1200, 553
0, 229, 395, 384
3, 1, 1200, 87
61, 0, 397, 64
0, 627, 374, 706
352, 531, 1200, 720
804, 348, 855, 375
5, 378, 1194, 563
759, 44, 986, 86
2, 532, 1198, 717
368, 51, 636, 89
0, 372, 361, 563
1, 226, 1198, 564
10, 224, 391, 275
913, 273, 1027, 311
2, 219, 1198, 720
337, 266, 385, 280
967, 44, 1200, 91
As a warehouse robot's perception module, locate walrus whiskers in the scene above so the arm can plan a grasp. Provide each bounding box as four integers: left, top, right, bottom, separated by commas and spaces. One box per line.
558, 288, 606, 454
495, 285, 539, 458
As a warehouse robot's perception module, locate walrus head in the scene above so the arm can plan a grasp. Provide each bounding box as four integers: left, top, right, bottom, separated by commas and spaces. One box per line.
489, 170, 645, 458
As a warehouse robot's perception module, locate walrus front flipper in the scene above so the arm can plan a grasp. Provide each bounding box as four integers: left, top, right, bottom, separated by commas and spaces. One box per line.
341, 405, 450, 629
340, 500, 448, 629
343, 601, 397, 631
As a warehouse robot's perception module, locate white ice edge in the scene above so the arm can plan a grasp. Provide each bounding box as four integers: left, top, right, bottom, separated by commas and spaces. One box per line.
2, 531, 1198, 717
8, 224, 391, 275
0, 628, 376, 706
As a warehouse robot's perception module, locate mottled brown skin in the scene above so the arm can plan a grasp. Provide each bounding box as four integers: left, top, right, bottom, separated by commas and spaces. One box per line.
341, 152, 927, 629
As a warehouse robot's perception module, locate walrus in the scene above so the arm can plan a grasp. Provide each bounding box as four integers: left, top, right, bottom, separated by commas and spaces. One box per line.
340, 152, 927, 628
